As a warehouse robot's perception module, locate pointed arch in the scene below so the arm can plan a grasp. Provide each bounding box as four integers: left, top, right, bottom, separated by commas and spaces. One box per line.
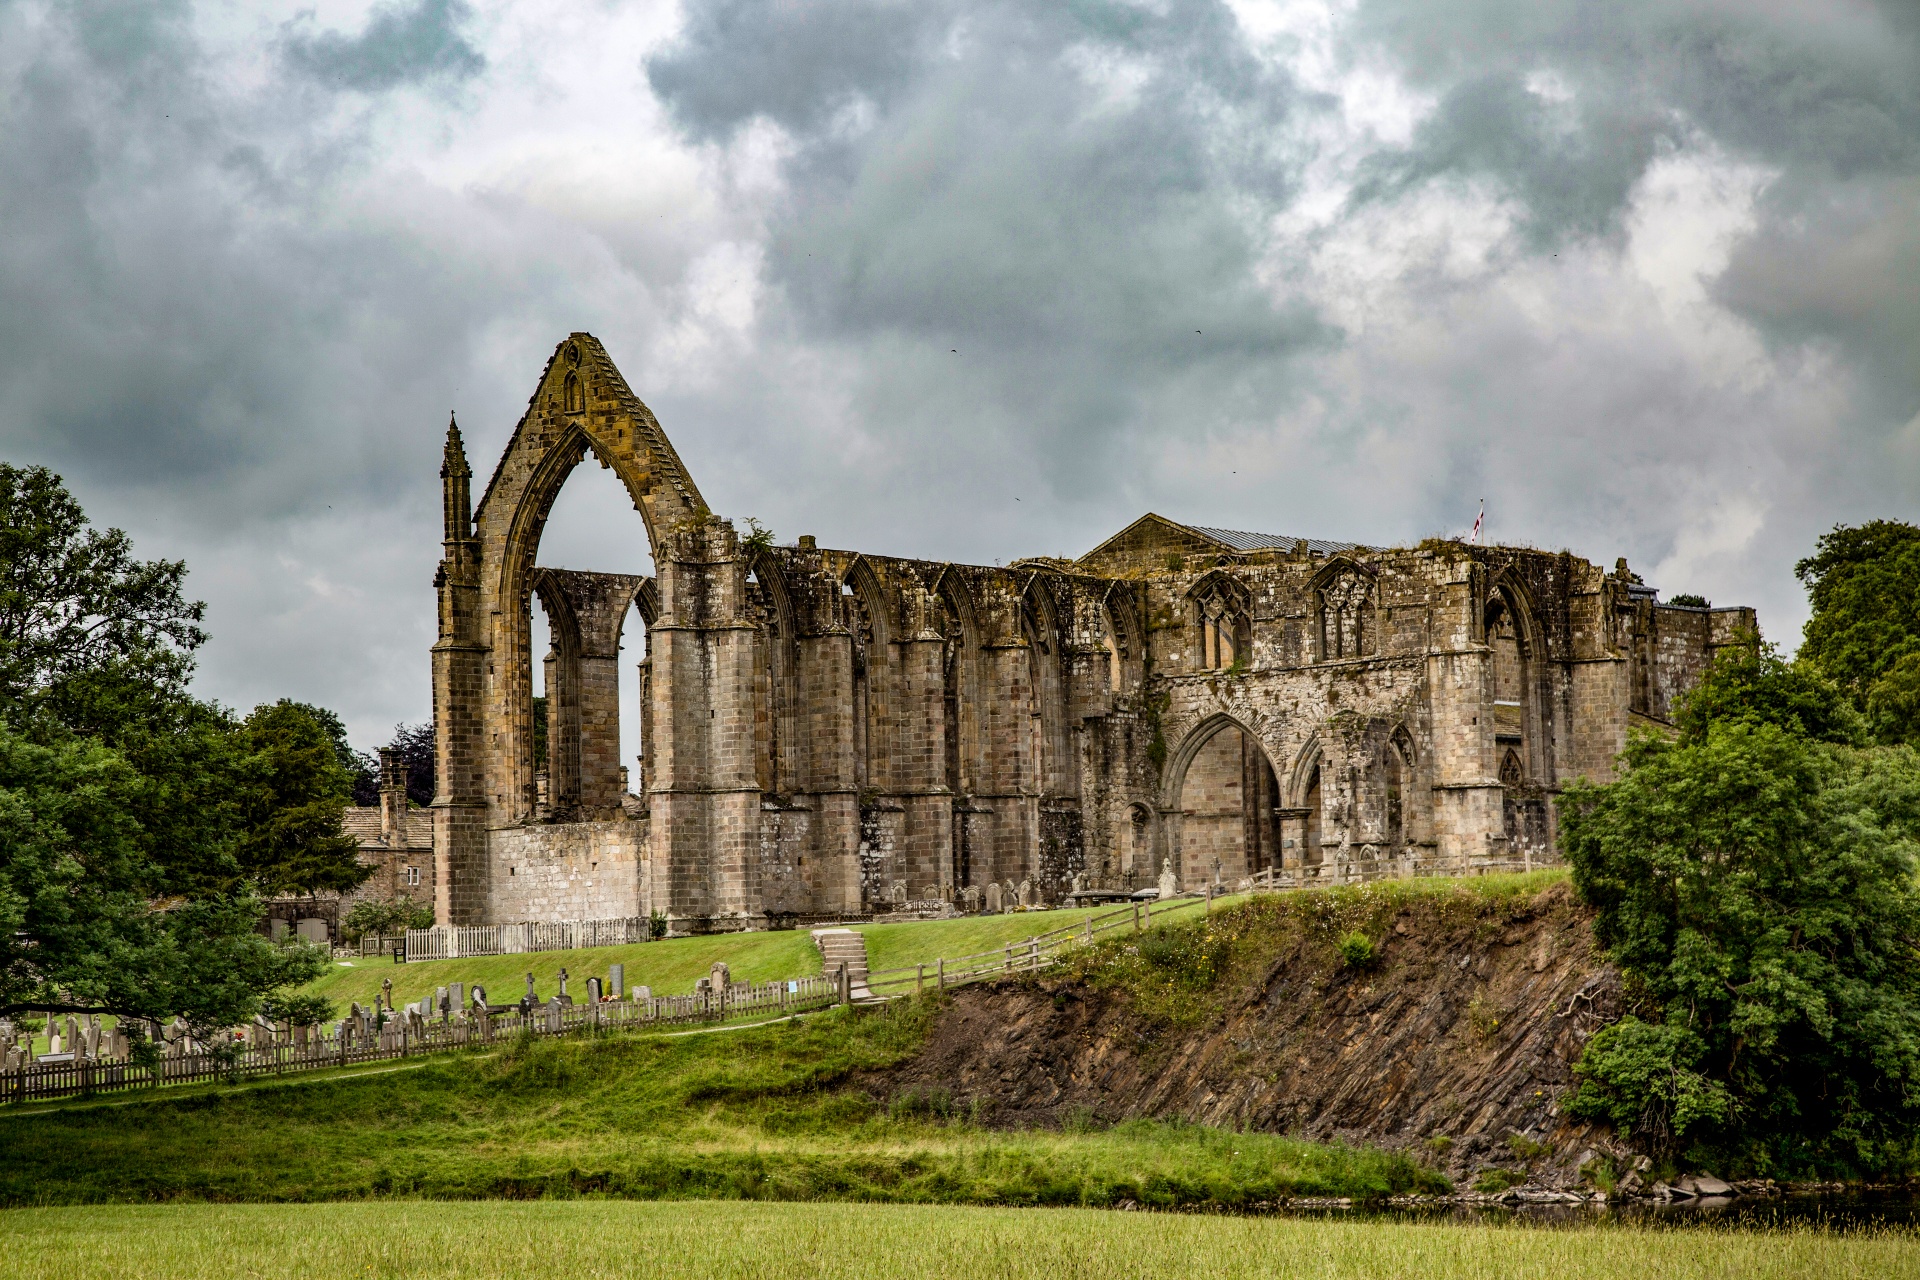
934, 567, 983, 796
1157, 711, 1284, 887
1484, 570, 1551, 784
1020, 575, 1073, 796
1185, 570, 1251, 671
1313, 557, 1377, 661
842, 557, 892, 791
748, 551, 799, 795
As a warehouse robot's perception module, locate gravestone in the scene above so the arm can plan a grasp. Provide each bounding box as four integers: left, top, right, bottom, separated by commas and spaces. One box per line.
524, 972, 537, 1003
436, 986, 450, 1017
470, 985, 487, 1010
709, 961, 731, 992
608, 964, 624, 999
557, 968, 570, 1002
586, 977, 602, 1004
632, 985, 652, 1001
1158, 857, 1178, 900
1018, 879, 1033, 908
449, 982, 465, 1014
984, 883, 1002, 913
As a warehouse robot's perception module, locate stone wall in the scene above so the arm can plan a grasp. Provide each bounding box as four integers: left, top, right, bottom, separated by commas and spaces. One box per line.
431, 335, 1753, 930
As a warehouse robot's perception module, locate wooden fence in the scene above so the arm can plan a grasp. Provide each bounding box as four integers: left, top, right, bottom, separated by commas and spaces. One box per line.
2, 973, 844, 1105
861, 892, 1213, 998
3, 891, 1236, 1106
399, 917, 653, 961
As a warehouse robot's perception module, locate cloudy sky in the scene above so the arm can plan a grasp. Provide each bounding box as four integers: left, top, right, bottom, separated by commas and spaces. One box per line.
3, 0, 1916, 750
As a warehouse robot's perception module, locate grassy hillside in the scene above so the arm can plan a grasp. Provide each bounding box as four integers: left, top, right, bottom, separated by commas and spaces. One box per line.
0, 997, 1438, 1208
3, 1201, 1911, 1280
306, 904, 1127, 1014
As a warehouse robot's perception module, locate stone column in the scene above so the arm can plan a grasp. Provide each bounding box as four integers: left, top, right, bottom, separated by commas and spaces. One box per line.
432, 416, 490, 925
649, 519, 763, 931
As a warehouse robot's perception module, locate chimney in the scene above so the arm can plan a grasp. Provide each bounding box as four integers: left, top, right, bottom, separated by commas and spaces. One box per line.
379, 747, 408, 850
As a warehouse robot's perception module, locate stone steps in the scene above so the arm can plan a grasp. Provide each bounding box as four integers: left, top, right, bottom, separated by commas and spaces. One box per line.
810, 928, 875, 1000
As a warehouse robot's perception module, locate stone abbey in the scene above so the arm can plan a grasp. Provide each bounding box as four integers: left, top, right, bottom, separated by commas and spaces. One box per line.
430, 334, 1754, 932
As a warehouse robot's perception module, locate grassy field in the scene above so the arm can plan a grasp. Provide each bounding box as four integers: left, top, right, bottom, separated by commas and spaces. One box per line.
0, 994, 1441, 1207
2, 1201, 1914, 1279
305, 903, 1129, 1014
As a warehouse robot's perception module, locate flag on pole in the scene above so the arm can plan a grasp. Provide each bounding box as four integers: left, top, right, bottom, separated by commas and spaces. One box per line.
1471, 499, 1484, 545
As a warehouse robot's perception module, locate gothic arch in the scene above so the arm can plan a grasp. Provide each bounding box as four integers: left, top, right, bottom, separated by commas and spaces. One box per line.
842, 557, 892, 792
934, 567, 984, 795
748, 551, 799, 796
1020, 576, 1073, 796
1484, 571, 1551, 783
1185, 570, 1251, 670
1157, 711, 1285, 886
1313, 557, 1377, 661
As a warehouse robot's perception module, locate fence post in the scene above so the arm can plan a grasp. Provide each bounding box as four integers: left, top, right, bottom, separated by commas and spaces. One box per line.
916, 964, 924, 994
1133, 901, 1140, 933
1206, 883, 1213, 915
1029, 937, 1038, 971
837, 962, 850, 1006
937, 957, 945, 990
1003, 944, 1011, 974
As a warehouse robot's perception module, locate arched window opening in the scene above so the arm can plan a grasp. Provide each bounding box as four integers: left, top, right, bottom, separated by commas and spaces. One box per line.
1176, 723, 1282, 886
1193, 580, 1247, 671
1500, 748, 1524, 789
1303, 764, 1324, 866
563, 372, 584, 414
1318, 568, 1375, 660
1385, 729, 1415, 849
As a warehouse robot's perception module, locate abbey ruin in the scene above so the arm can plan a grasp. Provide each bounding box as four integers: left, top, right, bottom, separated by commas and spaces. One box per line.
430, 334, 1754, 933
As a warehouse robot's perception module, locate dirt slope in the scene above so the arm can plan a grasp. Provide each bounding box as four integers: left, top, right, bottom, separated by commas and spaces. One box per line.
866, 881, 1621, 1186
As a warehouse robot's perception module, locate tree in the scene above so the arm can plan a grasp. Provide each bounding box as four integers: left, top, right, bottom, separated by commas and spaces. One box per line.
234, 701, 371, 896
0, 464, 206, 738
1673, 632, 1863, 747
1796, 520, 1920, 742
1560, 724, 1920, 1170
0, 468, 336, 1027
278, 699, 379, 806
0, 720, 325, 1030
387, 721, 435, 807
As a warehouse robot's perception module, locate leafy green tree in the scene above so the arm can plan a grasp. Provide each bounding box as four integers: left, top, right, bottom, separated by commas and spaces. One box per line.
0, 467, 335, 1027
235, 701, 370, 896
1797, 520, 1920, 742
1673, 632, 1863, 747
1560, 724, 1920, 1169
0, 721, 325, 1030
0, 464, 206, 737
340, 897, 433, 944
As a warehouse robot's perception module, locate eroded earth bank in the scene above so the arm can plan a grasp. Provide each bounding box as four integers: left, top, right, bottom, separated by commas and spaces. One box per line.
864, 880, 1623, 1190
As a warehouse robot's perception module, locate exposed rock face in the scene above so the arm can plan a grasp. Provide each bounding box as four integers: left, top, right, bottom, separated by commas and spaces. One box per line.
867, 882, 1621, 1186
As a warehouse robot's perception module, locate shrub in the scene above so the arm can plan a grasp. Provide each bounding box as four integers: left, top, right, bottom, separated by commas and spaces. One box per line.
649, 910, 668, 940
1335, 931, 1374, 969
1473, 1168, 1526, 1194
341, 898, 432, 944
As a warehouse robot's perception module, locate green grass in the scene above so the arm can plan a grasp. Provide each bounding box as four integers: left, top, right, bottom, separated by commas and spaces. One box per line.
305, 903, 1135, 1016
2, 1201, 1914, 1279
0, 996, 1439, 1208
305, 928, 825, 1014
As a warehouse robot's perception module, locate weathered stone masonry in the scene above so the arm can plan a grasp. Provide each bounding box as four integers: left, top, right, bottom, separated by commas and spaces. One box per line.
432, 334, 1754, 933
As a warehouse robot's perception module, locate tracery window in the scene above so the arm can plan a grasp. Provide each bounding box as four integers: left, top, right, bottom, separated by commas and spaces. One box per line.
1318, 568, 1375, 660
1194, 581, 1247, 670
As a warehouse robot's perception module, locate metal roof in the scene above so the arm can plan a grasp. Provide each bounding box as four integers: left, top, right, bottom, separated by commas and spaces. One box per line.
1185, 525, 1371, 556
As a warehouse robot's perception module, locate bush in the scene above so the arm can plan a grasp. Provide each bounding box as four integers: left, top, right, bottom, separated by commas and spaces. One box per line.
1336, 931, 1374, 969
1559, 722, 1920, 1168
341, 898, 432, 944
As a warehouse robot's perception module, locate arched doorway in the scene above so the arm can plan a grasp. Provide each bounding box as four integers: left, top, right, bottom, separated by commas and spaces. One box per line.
1166, 718, 1283, 890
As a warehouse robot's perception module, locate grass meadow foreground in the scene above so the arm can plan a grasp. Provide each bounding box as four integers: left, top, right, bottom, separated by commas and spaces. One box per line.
0, 997, 1438, 1207
2, 1201, 1915, 1280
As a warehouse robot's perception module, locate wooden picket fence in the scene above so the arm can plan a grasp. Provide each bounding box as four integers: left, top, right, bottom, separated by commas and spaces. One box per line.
1, 973, 845, 1106
2, 893, 1233, 1106
861, 892, 1213, 998
400, 917, 653, 961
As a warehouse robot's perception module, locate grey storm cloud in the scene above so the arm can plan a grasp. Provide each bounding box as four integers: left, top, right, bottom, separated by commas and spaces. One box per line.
281, 0, 485, 91
0, 0, 1915, 746
646, 0, 1336, 498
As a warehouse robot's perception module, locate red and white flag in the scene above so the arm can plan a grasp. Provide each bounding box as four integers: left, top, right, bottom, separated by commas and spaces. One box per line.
1471, 500, 1484, 545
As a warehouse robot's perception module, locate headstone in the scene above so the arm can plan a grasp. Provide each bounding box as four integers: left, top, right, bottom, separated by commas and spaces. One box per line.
436, 986, 449, 1016
633, 985, 652, 1001
694, 977, 711, 995
449, 982, 465, 1014
890, 880, 907, 905
470, 985, 486, 1009
709, 961, 731, 992
1071, 873, 1086, 895
586, 977, 602, 1004
525, 972, 537, 1003
1158, 857, 1178, 900
608, 964, 624, 999
557, 968, 569, 1000
1018, 879, 1033, 908
985, 882, 1002, 913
